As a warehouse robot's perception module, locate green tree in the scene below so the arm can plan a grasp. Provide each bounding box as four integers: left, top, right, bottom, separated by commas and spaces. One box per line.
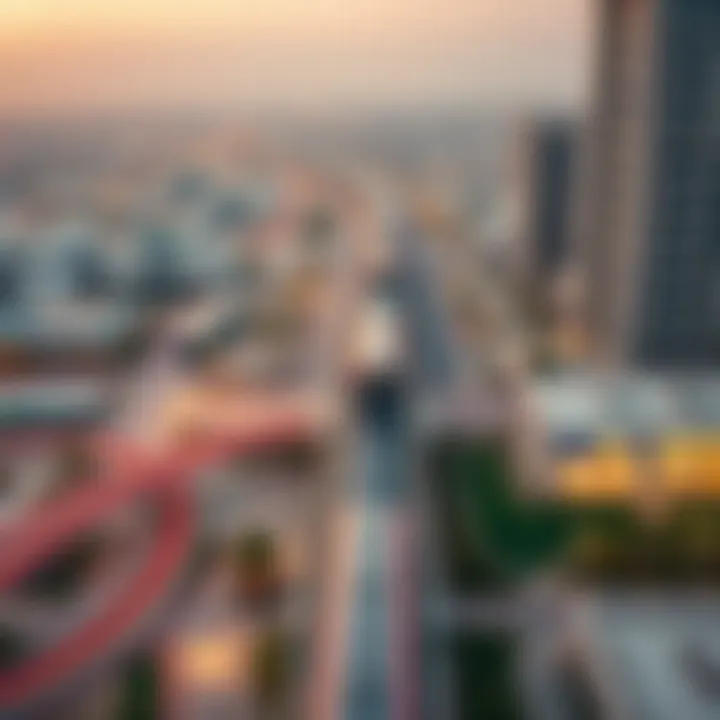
233, 530, 282, 608
117, 654, 158, 720
251, 628, 291, 719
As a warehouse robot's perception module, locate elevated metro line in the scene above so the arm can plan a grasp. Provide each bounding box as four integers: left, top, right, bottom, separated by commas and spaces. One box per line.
0, 413, 321, 711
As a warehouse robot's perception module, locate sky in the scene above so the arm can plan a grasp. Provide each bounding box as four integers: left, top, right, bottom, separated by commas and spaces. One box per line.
0, 0, 592, 118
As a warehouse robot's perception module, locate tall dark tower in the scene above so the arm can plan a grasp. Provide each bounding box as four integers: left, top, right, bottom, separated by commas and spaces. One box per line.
580, 0, 720, 368
516, 119, 575, 286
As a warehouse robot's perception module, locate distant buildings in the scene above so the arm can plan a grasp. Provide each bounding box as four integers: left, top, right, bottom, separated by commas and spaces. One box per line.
0, 243, 28, 307
0, 380, 110, 431
579, 0, 720, 368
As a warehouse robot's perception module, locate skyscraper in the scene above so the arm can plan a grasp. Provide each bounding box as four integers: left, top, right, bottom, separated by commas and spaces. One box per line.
516, 119, 576, 289
580, 0, 720, 368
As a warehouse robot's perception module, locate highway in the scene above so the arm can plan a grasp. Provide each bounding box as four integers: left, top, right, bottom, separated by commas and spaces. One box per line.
342, 212, 453, 720
343, 377, 409, 720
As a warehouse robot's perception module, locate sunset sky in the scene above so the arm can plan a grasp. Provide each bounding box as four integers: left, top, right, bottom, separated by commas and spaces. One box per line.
0, 0, 592, 118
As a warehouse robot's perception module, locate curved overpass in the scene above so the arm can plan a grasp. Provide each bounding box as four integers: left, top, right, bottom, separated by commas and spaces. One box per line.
0, 414, 320, 711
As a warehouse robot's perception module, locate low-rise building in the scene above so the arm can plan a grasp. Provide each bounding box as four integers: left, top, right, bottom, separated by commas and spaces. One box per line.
520, 373, 720, 503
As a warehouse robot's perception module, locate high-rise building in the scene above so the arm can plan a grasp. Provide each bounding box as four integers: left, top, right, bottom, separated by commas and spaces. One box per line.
516, 119, 576, 287
580, 0, 720, 368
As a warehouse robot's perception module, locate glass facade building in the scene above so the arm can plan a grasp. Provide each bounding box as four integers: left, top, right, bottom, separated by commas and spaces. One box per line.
582, 0, 720, 368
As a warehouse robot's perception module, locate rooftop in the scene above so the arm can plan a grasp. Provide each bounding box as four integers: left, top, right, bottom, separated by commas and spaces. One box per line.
0, 379, 110, 428
0, 302, 139, 350
532, 373, 720, 445
587, 597, 720, 720
528, 373, 720, 500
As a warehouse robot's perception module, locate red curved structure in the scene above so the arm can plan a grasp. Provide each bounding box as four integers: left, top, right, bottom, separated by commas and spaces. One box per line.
0, 413, 320, 711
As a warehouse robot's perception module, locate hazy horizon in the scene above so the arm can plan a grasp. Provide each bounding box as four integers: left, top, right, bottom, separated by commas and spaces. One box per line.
0, 0, 592, 120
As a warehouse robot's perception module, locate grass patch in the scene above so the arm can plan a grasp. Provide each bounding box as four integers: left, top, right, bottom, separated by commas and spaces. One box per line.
430, 438, 720, 588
